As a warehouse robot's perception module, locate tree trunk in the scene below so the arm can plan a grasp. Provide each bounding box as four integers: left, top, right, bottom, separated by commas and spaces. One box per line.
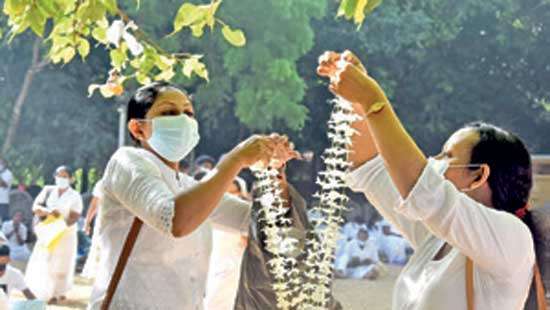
2, 38, 46, 154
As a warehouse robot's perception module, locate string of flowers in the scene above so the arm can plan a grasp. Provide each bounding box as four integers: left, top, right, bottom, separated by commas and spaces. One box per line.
251, 96, 360, 309
251, 166, 302, 310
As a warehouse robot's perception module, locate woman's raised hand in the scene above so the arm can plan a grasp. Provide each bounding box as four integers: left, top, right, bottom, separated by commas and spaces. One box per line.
317, 50, 388, 111
231, 134, 299, 169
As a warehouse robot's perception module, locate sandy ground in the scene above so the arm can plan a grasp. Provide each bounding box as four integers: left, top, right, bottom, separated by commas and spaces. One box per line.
11, 266, 400, 310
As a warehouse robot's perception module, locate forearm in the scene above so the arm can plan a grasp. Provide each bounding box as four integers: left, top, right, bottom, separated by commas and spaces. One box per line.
67, 213, 80, 226
32, 206, 49, 217
85, 199, 98, 227
349, 103, 378, 169
23, 289, 36, 300
365, 103, 427, 198
172, 154, 243, 237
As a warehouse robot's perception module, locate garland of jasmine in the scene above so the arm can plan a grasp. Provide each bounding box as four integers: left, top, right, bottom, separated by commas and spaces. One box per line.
251, 167, 301, 310
252, 97, 360, 309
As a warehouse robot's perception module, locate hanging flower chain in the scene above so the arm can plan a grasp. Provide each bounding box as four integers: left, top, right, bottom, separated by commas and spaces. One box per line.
252, 97, 360, 309
251, 166, 301, 310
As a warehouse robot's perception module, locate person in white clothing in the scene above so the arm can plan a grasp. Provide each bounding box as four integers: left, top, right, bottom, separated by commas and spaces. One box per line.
82, 179, 104, 279
0, 245, 35, 301
204, 177, 250, 310
1, 211, 30, 262
87, 82, 296, 310
318, 51, 543, 309
0, 158, 13, 222
26, 166, 83, 304
336, 229, 380, 280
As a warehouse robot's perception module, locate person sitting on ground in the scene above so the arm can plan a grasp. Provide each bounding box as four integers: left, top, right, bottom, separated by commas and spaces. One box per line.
376, 222, 413, 265
335, 229, 380, 280
0, 245, 35, 301
1, 212, 30, 262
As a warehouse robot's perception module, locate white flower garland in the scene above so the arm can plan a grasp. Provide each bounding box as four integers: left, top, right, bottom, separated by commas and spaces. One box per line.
252, 97, 360, 309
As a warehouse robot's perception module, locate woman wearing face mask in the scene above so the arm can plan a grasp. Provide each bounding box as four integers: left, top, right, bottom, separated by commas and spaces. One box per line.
26, 166, 83, 304
88, 82, 296, 310
318, 51, 546, 309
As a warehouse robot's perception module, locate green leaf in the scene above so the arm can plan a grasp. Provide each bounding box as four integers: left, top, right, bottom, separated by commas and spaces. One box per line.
156, 55, 175, 71
172, 3, 203, 34
182, 55, 208, 81
62, 46, 76, 63
203, 1, 221, 29
136, 72, 151, 85
102, 0, 118, 14
37, 0, 59, 18
337, 0, 357, 19
29, 6, 47, 37
4, 0, 27, 15
110, 47, 127, 69
221, 25, 246, 47
55, 0, 76, 14
77, 38, 90, 59
92, 25, 108, 44
155, 68, 175, 81
190, 23, 205, 37
354, 0, 368, 25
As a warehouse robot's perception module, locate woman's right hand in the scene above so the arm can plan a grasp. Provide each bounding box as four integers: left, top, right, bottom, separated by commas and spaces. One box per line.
230, 134, 299, 169
50, 209, 61, 218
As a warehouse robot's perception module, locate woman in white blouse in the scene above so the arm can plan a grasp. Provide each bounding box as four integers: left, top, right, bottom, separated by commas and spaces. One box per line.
318, 51, 542, 309
88, 82, 295, 310
26, 166, 83, 304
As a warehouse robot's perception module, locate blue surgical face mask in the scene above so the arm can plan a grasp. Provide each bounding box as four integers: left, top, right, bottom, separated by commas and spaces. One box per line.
147, 114, 200, 162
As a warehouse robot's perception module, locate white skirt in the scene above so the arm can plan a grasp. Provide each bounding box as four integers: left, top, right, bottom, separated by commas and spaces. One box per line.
25, 226, 78, 300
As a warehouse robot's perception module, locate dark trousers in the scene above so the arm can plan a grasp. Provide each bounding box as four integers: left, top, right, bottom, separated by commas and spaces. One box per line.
0, 204, 9, 222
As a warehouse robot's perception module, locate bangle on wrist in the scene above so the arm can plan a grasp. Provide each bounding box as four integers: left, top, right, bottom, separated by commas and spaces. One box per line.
365, 101, 387, 117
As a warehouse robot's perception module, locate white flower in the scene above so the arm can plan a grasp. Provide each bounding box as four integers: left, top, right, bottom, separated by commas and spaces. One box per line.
107, 19, 144, 56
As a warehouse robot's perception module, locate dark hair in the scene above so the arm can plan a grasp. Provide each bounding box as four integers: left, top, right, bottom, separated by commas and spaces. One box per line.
464, 122, 532, 214
0, 245, 10, 257
464, 122, 541, 272
54, 165, 72, 177
127, 82, 174, 123
126, 82, 183, 143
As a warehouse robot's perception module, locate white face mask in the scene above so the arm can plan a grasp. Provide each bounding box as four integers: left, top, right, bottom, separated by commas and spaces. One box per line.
431, 158, 450, 176
147, 114, 200, 162
55, 177, 70, 189
430, 158, 484, 192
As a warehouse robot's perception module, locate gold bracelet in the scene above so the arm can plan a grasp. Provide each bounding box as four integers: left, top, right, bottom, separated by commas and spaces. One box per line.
365, 101, 387, 117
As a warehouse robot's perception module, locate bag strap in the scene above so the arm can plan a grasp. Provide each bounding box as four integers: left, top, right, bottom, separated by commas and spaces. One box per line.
101, 217, 143, 310
534, 263, 548, 310
466, 257, 475, 310
466, 258, 548, 310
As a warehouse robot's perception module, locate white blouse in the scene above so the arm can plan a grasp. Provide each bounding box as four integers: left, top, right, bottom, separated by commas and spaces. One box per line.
346, 156, 535, 310
33, 186, 83, 231
88, 147, 250, 310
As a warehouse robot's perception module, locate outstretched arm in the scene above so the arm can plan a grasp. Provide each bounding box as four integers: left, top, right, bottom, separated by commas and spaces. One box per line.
319, 51, 426, 199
